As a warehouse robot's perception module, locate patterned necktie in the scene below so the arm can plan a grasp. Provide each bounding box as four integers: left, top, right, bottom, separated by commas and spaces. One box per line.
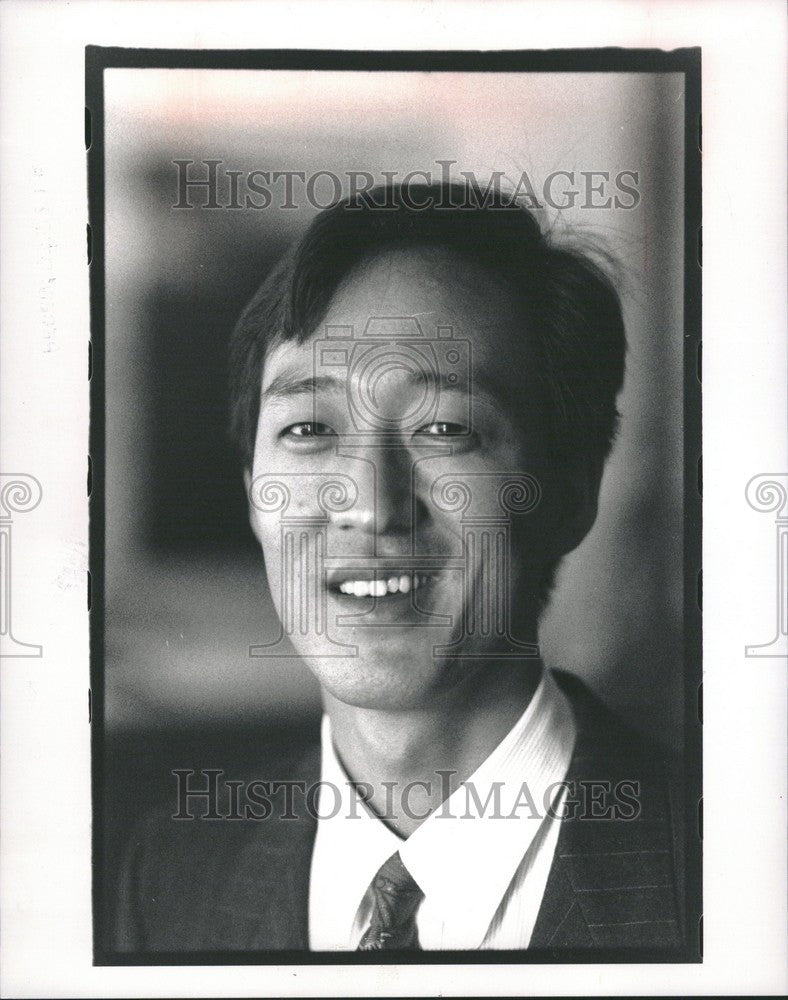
357, 851, 424, 950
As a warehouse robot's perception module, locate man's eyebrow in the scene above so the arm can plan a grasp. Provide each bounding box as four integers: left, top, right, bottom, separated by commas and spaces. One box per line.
261, 368, 507, 405
405, 368, 505, 402
261, 372, 345, 402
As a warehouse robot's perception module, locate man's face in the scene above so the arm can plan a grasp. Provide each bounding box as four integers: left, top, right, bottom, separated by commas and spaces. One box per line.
249, 247, 571, 710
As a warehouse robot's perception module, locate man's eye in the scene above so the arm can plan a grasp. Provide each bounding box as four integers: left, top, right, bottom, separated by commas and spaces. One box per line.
280, 422, 337, 439
415, 422, 468, 437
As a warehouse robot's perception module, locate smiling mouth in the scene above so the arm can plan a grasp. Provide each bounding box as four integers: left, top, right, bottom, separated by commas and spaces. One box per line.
330, 572, 434, 598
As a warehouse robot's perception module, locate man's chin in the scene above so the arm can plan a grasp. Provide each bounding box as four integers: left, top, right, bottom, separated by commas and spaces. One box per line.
306, 653, 457, 712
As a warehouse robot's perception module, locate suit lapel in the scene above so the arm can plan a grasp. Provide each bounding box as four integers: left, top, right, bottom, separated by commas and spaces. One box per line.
531, 673, 682, 951
530, 858, 595, 948
529, 737, 596, 949
213, 744, 320, 950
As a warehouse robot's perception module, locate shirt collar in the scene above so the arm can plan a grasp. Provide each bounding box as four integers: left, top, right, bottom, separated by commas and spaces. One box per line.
314, 668, 576, 950
400, 668, 576, 947
310, 716, 402, 947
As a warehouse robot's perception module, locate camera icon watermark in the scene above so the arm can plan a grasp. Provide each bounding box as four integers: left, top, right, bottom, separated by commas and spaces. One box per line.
313, 317, 472, 436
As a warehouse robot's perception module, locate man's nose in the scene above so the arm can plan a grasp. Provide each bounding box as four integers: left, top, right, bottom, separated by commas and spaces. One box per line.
333, 444, 415, 537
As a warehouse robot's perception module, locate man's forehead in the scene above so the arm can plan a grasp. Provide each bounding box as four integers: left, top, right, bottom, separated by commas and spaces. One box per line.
321, 246, 520, 335
260, 247, 530, 398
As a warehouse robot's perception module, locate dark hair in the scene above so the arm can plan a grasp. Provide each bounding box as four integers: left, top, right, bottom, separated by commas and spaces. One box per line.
228, 182, 625, 472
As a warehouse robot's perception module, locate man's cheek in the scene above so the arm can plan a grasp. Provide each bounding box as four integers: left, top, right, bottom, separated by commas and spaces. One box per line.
425, 511, 464, 556
256, 524, 282, 583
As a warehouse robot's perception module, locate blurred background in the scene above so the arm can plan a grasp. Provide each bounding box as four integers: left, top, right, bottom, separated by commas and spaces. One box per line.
100, 67, 686, 917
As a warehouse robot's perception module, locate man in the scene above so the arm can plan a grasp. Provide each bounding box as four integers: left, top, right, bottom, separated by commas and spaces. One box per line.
114, 182, 685, 955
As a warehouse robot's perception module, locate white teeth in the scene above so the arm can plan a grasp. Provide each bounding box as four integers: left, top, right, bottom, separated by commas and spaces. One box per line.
336, 574, 430, 597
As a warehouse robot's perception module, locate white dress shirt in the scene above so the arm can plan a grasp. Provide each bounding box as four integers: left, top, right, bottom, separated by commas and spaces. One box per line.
308, 668, 577, 950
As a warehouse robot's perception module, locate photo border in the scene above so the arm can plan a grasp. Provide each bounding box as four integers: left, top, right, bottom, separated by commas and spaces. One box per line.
86, 44, 702, 967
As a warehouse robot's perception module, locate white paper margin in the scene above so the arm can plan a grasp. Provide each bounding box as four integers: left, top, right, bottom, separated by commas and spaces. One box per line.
0, 1, 786, 996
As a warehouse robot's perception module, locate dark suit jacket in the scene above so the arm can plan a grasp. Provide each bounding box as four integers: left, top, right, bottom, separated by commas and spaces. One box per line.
110, 672, 688, 958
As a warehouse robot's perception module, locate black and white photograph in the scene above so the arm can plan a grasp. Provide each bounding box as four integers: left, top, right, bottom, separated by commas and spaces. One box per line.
0, 2, 786, 997
91, 50, 701, 962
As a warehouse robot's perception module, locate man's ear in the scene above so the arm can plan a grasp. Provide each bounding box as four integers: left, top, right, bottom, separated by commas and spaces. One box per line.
546, 455, 604, 559
243, 468, 265, 547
